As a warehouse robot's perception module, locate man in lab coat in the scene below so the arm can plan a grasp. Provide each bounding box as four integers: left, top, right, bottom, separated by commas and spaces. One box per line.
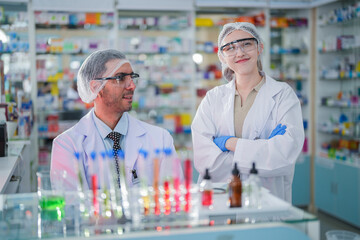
192, 22, 304, 202
50, 49, 181, 191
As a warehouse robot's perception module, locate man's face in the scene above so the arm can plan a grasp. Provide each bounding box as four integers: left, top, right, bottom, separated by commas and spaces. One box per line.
99, 61, 136, 114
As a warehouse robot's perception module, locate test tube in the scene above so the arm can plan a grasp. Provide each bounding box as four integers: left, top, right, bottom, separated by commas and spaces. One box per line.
184, 157, 192, 213
105, 150, 119, 217
173, 154, 181, 213
90, 151, 99, 217
117, 150, 131, 220
138, 149, 150, 216
74, 152, 83, 192
153, 149, 161, 215
163, 148, 173, 215
100, 151, 111, 217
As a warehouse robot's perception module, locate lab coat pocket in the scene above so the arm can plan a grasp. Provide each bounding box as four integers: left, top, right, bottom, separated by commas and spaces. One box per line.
124, 167, 134, 186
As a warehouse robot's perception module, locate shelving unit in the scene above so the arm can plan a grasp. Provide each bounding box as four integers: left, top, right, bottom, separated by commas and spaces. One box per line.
115, 5, 195, 150
194, 13, 225, 108
31, 0, 116, 170
315, 0, 360, 227
268, 8, 312, 206
0, 0, 38, 192
0, 1, 32, 128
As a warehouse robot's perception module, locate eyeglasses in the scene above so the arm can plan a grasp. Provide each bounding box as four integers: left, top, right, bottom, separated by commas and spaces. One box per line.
94, 72, 140, 87
220, 38, 258, 57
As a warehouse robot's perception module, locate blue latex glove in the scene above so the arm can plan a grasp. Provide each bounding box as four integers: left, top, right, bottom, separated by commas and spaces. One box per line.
269, 124, 287, 139
213, 136, 234, 152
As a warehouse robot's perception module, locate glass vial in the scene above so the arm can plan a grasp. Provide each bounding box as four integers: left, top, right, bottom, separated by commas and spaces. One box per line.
246, 162, 262, 209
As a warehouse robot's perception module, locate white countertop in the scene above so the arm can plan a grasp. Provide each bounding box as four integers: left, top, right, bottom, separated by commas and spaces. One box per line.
0, 156, 20, 193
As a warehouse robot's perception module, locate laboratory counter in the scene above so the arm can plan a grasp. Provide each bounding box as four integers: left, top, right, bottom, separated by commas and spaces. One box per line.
0, 184, 319, 240
0, 140, 32, 194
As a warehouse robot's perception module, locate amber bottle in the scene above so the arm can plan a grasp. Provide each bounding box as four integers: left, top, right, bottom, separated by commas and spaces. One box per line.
229, 163, 242, 208
200, 168, 213, 207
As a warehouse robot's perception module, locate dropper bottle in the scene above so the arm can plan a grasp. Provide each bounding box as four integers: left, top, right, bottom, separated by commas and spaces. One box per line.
247, 162, 262, 209
229, 163, 242, 208
200, 168, 213, 207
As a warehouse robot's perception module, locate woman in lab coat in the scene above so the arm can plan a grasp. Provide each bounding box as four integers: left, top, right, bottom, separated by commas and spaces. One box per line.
191, 22, 304, 202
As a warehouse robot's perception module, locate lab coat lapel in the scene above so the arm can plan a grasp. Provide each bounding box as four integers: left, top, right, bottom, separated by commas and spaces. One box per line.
221, 80, 236, 135
74, 109, 104, 164
243, 75, 278, 139
124, 114, 146, 170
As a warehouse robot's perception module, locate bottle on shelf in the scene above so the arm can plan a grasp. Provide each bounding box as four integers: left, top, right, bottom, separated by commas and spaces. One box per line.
228, 163, 242, 208
199, 168, 213, 208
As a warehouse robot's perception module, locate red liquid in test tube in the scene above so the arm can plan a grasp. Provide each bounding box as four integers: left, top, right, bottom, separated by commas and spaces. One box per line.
92, 175, 99, 216
184, 159, 192, 212
164, 181, 171, 215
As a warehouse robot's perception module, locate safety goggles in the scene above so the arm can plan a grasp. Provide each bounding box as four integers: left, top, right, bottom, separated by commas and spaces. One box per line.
220, 38, 258, 57
94, 72, 140, 87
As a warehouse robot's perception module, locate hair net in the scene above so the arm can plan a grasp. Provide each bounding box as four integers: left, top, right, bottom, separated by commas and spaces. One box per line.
77, 49, 130, 103
217, 22, 264, 82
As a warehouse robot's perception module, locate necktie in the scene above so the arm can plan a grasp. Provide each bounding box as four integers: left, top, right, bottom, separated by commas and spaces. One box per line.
106, 131, 121, 189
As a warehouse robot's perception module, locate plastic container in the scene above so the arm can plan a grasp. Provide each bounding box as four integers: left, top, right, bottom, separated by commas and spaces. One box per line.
326, 230, 360, 240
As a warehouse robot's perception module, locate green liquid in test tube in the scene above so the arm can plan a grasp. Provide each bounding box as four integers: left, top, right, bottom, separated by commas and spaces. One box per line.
39, 195, 65, 221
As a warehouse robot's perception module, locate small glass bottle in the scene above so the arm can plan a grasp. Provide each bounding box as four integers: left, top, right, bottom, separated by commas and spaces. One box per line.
247, 162, 262, 209
200, 168, 213, 207
229, 163, 242, 208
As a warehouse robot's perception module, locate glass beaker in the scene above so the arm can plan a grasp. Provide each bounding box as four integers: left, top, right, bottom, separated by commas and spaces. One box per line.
37, 171, 66, 238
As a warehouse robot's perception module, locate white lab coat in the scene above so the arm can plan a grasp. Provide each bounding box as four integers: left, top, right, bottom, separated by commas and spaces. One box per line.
50, 109, 181, 191
191, 75, 304, 202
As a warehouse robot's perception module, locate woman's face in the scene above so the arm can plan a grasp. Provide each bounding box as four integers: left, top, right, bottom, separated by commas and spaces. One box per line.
221, 30, 261, 77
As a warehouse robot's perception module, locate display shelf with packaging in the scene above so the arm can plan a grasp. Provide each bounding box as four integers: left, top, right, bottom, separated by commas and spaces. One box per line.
116, 10, 196, 149
269, 9, 310, 102
0, 1, 37, 193
315, 0, 360, 227
0, 3, 34, 140
33, 9, 116, 168
269, 8, 312, 206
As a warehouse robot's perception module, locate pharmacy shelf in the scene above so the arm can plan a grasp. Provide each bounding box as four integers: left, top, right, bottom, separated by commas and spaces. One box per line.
315, 0, 360, 227
277, 77, 307, 82
35, 24, 114, 30
319, 47, 360, 54
320, 77, 360, 81
317, 130, 360, 140
319, 15, 360, 27
115, 9, 196, 149
320, 104, 360, 109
